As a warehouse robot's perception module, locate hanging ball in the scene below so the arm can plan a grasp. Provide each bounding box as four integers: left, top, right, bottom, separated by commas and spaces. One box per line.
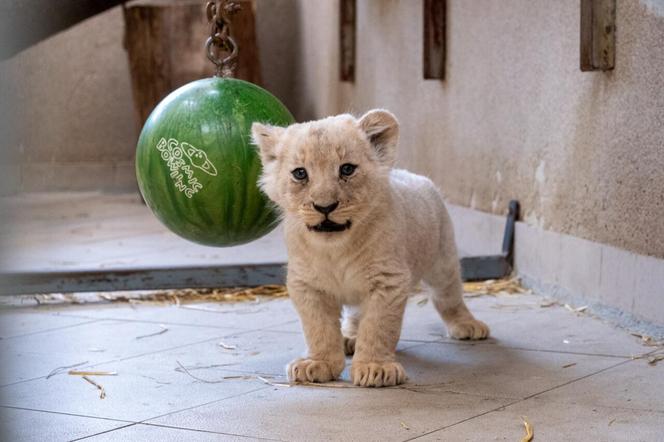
135, 77, 294, 246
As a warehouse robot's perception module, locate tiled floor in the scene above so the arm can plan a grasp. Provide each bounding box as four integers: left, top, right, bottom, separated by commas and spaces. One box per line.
1, 290, 662, 441
0, 192, 287, 274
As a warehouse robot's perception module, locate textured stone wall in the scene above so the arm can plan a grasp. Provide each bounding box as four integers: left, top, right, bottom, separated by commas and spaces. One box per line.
1, 0, 662, 260
0, 1, 299, 194
288, 0, 664, 259
0, 6, 137, 193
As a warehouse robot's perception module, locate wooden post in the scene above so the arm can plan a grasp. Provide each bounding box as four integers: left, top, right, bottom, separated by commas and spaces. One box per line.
339, 0, 356, 82
423, 0, 446, 80
580, 0, 615, 71
123, 1, 261, 128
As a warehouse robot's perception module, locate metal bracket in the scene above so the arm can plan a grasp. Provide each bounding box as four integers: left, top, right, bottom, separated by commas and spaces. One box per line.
460, 200, 520, 281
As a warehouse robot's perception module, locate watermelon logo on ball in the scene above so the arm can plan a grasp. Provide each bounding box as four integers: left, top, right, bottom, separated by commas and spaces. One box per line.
136, 77, 295, 247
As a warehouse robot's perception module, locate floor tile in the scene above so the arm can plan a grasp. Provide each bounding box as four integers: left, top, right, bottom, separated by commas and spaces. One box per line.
534, 357, 664, 412
148, 384, 511, 441
419, 396, 664, 441
1, 275, 660, 441
151, 329, 306, 378
49, 298, 299, 331
83, 423, 258, 441
0, 349, 270, 422
2, 192, 287, 274
263, 319, 300, 333
0, 309, 96, 339
401, 293, 649, 358
0, 319, 235, 386
397, 342, 622, 400
0, 406, 129, 442
158, 328, 421, 380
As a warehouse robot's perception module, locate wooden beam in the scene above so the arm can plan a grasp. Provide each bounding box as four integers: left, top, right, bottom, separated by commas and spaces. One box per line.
423, 0, 446, 79
339, 0, 356, 82
123, 1, 261, 129
580, 0, 616, 71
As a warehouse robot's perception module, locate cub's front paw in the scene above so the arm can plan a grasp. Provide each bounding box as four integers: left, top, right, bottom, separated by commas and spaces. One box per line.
448, 318, 490, 340
351, 361, 406, 387
287, 358, 342, 383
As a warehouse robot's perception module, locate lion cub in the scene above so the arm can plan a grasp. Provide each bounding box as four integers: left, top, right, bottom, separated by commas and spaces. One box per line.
252, 110, 489, 387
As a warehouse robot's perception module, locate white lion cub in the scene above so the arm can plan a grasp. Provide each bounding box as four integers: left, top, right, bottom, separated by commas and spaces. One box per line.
252, 110, 489, 387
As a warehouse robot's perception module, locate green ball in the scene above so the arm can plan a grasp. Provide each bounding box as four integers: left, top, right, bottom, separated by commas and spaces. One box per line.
135, 77, 294, 247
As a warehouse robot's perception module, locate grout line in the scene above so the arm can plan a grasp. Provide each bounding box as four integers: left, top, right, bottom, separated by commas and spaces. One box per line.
2, 386, 276, 441
84, 329, 259, 369
403, 397, 523, 442
139, 422, 284, 441
405, 357, 636, 441
2, 382, 276, 440
70, 386, 279, 441
45, 313, 276, 331
399, 338, 644, 359
69, 423, 138, 441
0, 319, 102, 340
136, 385, 274, 426
0, 312, 301, 389
259, 328, 300, 335
48, 307, 299, 333
72, 421, 283, 442
0, 328, 257, 390
519, 358, 641, 402
0, 405, 136, 424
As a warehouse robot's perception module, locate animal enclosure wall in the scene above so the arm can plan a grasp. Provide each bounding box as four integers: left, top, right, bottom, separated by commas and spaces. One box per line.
0, 0, 662, 324
287, 0, 664, 261
0, 0, 298, 195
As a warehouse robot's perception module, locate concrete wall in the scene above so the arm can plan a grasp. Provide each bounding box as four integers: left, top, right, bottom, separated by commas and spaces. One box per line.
288, 0, 664, 260
3, 0, 661, 258
0, 6, 138, 193
0, 1, 300, 195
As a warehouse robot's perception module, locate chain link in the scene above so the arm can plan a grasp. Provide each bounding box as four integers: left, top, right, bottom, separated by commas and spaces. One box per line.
205, 0, 241, 77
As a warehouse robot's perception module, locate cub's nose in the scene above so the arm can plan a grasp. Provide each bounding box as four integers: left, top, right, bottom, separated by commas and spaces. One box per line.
313, 201, 339, 215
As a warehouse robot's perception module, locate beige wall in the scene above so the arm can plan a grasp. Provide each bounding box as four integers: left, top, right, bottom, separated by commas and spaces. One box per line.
289, 0, 664, 260
2, 0, 662, 261
0, 1, 299, 194
0, 6, 138, 193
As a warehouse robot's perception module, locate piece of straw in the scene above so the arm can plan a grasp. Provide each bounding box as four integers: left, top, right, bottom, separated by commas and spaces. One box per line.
463, 278, 527, 297
647, 354, 664, 366
46, 361, 89, 379
520, 416, 534, 442
82, 376, 106, 399
257, 375, 291, 388
175, 361, 228, 384
68, 370, 117, 376
135, 324, 168, 340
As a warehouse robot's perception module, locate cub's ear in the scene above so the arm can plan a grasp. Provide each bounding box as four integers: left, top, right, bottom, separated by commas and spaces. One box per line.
358, 109, 399, 167
251, 122, 285, 164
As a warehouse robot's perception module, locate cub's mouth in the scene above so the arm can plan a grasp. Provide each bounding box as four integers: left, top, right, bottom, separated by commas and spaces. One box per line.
308, 219, 352, 233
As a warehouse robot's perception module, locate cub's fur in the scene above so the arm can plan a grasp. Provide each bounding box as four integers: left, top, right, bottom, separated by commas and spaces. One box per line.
252, 110, 489, 387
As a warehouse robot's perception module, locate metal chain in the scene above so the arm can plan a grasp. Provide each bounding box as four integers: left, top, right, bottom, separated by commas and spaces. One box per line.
205, 0, 241, 77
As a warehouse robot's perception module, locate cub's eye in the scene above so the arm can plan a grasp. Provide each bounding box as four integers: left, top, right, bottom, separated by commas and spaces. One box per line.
291, 167, 308, 181
339, 163, 357, 177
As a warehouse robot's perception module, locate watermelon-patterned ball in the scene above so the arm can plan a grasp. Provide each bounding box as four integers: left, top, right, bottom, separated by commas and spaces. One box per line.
135, 77, 294, 246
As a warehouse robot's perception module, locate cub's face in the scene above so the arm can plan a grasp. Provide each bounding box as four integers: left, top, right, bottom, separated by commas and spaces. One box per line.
252, 110, 399, 237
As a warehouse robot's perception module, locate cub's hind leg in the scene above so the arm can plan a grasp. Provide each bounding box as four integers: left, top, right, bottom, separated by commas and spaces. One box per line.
424, 255, 489, 340
341, 305, 361, 356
